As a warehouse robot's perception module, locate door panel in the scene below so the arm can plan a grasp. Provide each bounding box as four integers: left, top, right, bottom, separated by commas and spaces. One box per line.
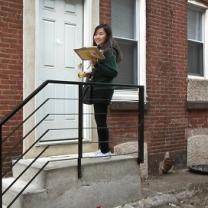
65, 24, 76, 68
37, 0, 83, 143
43, 19, 55, 66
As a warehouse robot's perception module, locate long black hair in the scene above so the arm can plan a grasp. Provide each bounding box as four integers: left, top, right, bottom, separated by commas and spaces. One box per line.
93, 24, 122, 63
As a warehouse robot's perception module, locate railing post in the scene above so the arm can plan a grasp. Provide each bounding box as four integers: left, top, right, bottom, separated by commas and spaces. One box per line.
138, 86, 144, 164
78, 84, 83, 178
0, 125, 2, 207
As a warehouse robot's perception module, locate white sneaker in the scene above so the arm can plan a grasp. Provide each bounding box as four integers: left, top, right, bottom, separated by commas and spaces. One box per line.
94, 149, 102, 156
95, 151, 112, 157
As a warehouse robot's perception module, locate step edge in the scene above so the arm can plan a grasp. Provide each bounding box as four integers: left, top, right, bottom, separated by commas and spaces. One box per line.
2, 178, 46, 194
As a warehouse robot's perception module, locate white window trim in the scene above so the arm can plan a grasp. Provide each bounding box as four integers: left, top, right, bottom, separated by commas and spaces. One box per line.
113, 0, 146, 102
188, 0, 208, 9
188, 0, 208, 80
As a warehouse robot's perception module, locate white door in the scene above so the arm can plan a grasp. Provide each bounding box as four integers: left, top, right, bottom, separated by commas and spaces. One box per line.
37, 0, 83, 143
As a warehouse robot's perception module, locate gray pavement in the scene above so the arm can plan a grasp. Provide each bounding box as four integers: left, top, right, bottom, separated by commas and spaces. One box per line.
114, 169, 208, 208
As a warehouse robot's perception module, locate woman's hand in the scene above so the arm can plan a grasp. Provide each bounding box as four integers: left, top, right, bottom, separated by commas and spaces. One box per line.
90, 51, 98, 66
84, 72, 92, 78
78, 71, 92, 78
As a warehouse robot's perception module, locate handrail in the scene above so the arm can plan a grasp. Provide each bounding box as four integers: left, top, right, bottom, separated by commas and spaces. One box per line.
2, 114, 49, 146
1, 114, 49, 176
2, 146, 49, 196
2, 129, 50, 178
0, 80, 140, 126
0, 80, 49, 126
0, 80, 144, 208
0, 126, 2, 208
2, 98, 50, 143
138, 85, 144, 163
7, 161, 50, 208
78, 85, 83, 178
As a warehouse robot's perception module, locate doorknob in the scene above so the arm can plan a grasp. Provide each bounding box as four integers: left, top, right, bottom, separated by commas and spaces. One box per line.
56, 39, 63, 45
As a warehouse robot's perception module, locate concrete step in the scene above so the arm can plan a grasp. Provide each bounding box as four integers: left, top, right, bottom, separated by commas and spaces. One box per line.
10, 154, 141, 208
2, 177, 46, 208
12, 153, 95, 188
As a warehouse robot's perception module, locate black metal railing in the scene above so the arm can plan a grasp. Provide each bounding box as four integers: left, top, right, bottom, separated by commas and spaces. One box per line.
0, 80, 144, 208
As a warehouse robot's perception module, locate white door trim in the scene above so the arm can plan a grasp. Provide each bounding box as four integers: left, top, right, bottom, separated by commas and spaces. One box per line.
83, 0, 99, 141
23, 0, 99, 153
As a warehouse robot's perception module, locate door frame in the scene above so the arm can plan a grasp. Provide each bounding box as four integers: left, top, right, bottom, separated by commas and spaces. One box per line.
23, 0, 99, 154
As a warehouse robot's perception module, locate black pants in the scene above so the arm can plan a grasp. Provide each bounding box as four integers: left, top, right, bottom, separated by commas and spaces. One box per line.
94, 103, 110, 153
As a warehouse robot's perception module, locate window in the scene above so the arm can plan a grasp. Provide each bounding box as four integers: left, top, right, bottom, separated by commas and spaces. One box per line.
111, 0, 138, 85
187, 2, 208, 78
188, 6, 204, 76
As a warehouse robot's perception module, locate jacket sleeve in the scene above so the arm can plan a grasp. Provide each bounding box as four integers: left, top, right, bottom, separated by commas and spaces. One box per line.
94, 50, 118, 78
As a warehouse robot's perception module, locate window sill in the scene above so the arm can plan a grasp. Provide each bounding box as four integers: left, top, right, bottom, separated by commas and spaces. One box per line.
187, 78, 208, 109
187, 101, 208, 110
110, 101, 149, 111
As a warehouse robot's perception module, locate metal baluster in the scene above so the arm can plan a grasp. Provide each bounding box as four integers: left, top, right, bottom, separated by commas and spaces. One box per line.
78, 84, 83, 178
0, 125, 2, 207
138, 86, 144, 164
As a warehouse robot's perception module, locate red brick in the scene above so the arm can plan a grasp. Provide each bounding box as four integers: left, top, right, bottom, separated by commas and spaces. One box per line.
0, 0, 23, 174
1, 0, 208, 175
99, 0, 208, 174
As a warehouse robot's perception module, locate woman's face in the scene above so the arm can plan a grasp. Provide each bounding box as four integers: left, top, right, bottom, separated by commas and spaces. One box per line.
94, 28, 107, 46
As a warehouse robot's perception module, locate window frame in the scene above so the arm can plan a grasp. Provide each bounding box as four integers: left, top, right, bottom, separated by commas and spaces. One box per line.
111, 0, 146, 102
188, 0, 208, 80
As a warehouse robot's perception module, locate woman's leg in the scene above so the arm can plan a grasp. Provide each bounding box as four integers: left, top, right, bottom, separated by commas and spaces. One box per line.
94, 103, 110, 153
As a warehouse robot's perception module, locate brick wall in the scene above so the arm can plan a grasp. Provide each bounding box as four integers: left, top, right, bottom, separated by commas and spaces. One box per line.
0, 0, 23, 174
145, 0, 188, 174
108, 111, 138, 150
101, 0, 208, 175
1, 0, 207, 176
199, 0, 208, 5
100, 0, 111, 24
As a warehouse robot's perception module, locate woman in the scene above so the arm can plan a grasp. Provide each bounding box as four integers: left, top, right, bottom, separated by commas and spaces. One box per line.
88, 24, 122, 157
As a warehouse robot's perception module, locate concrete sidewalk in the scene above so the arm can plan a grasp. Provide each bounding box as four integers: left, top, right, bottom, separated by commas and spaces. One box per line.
114, 169, 208, 208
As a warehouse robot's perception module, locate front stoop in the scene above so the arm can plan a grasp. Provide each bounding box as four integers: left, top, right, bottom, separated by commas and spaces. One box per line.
2, 178, 46, 208
2, 154, 141, 208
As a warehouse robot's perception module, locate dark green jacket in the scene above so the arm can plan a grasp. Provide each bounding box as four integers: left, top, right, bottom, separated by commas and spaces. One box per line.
89, 48, 118, 104
91, 48, 118, 84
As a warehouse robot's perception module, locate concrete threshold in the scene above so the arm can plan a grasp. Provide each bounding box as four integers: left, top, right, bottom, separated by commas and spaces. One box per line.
19, 153, 136, 170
